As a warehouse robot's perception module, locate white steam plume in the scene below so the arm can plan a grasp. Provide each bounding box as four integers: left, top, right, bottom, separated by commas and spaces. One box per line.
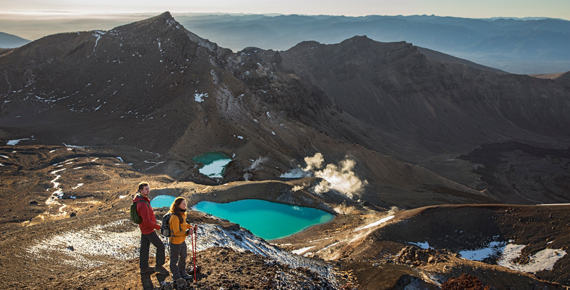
280, 167, 310, 178
303, 153, 324, 172
312, 158, 368, 199
249, 156, 268, 171
292, 185, 305, 191
281, 153, 368, 199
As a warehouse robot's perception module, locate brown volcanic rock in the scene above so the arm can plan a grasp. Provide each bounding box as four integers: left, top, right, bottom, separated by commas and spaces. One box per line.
280, 36, 570, 154
552, 71, 570, 90
1, 13, 570, 208
0, 12, 489, 209
441, 273, 491, 290
2, 13, 570, 290
279, 36, 570, 204
1, 144, 569, 289
0, 12, 231, 152
342, 204, 570, 287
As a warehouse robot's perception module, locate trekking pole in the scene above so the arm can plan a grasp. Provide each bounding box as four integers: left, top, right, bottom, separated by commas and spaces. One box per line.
193, 225, 197, 283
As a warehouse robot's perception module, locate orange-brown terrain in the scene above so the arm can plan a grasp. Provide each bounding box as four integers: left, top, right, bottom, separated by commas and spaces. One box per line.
1, 12, 569, 289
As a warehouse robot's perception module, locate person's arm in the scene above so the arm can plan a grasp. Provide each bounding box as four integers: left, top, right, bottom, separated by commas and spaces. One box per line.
170, 215, 187, 237
137, 201, 160, 230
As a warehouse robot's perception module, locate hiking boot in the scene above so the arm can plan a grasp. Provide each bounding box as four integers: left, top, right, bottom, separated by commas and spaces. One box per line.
176, 278, 188, 289
140, 267, 155, 274
180, 270, 192, 280
189, 265, 201, 273
155, 265, 169, 275
160, 281, 173, 290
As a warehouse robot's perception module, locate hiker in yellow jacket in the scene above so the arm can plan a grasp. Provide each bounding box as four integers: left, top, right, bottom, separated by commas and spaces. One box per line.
168, 197, 194, 286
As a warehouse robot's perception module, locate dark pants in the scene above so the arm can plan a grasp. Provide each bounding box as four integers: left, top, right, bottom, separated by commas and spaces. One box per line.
140, 231, 165, 269
169, 241, 188, 280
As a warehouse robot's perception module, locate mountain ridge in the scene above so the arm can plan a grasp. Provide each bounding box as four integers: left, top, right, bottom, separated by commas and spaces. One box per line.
0, 31, 29, 48
177, 13, 570, 74
1, 13, 570, 289
1, 12, 569, 207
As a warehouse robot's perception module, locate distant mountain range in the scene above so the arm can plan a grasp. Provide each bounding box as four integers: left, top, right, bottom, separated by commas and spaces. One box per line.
0, 32, 29, 48
176, 13, 570, 74
2, 13, 570, 73
2, 13, 570, 289
1, 12, 569, 208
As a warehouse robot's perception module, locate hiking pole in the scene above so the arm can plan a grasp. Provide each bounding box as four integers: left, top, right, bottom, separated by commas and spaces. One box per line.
193, 225, 197, 283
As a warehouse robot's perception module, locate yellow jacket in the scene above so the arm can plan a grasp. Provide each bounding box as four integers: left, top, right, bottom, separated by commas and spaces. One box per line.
169, 211, 191, 245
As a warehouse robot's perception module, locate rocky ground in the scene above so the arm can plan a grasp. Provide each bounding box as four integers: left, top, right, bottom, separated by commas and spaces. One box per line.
1, 144, 569, 289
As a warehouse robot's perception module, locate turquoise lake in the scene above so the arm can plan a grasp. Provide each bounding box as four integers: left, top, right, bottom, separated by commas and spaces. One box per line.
192, 152, 232, 178
151, 195, 176, 208
193, 199, 334, 240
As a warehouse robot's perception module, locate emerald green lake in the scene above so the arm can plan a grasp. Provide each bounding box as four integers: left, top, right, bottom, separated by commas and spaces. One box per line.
193, 199, 334, 240
192, 152, 232, 178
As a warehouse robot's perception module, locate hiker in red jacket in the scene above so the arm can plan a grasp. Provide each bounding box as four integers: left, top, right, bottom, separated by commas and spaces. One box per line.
133, 181, 168, 275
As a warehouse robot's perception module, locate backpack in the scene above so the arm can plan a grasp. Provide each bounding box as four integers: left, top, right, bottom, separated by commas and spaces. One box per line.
160, 213, 172, 237
130, 199, 149, 224
161, 213, 182, 237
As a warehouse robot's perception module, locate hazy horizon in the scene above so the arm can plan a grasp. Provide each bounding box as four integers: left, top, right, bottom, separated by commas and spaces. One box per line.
1, 0, 570, 40
1, 10, 569, 42
2, 0, 570, 19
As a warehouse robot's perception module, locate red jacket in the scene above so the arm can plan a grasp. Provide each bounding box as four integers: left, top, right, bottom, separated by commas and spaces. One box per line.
133, 194, 160, 234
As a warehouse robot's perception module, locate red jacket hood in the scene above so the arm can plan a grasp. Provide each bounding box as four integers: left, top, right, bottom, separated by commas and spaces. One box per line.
133, 194, 151, 204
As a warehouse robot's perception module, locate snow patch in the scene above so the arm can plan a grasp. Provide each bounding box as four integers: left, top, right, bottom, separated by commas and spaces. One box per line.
194, 92, 209, 103
410, 241, 431, 250
92, 31, 105, 53
457, 241, 567, 273
7, 137, 32, 145
317, 241, 341, 253
26, 219, 140, 268
353, 215, 394, 232
63, 143, 85, 149
292, 246, 314, 255
143, 160, 165, 170
458, 241, 505, 261
498, 244, 567, 273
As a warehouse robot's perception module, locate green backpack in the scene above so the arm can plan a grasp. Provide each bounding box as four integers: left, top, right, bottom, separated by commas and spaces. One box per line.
130, 199, 149, 224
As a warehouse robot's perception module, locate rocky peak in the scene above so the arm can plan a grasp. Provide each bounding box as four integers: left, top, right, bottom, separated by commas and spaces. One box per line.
340, 35, 373, 45
116, 11, 178, 33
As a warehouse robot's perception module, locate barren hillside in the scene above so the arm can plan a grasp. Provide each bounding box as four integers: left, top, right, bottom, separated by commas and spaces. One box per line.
1, 12, 569, 289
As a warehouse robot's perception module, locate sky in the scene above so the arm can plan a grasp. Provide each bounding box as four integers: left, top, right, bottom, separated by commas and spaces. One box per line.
1, 0, 570, 41
1, 0, 570, 20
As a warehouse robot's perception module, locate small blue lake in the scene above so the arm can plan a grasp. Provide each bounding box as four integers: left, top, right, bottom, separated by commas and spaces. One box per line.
193, 199, 334, 240
151, 195, 176, 208
192, 152, 232, 178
